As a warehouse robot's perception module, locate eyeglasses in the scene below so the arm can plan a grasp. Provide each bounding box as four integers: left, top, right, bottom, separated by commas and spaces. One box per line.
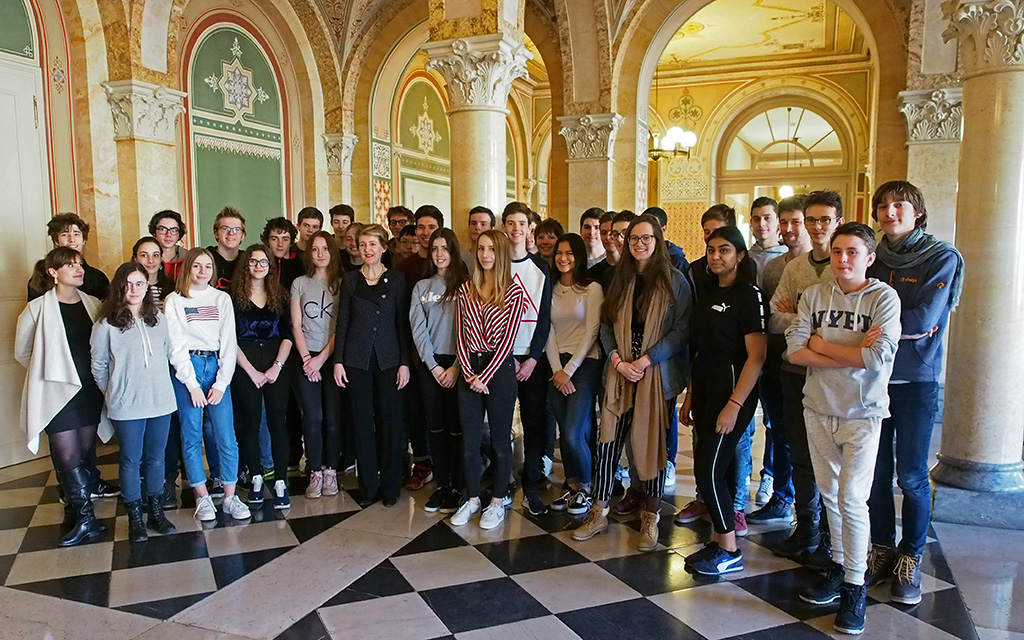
218, 226, 244, 235
608, 231, 624, 241
248, 259, 270, 267
627, 234, 656, 246
804, 216, 836, 228
125, 281, 149, 290
154, 225, 180, 236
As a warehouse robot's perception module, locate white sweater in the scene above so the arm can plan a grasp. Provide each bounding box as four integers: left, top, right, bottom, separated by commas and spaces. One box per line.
545, 281, 603, 377
165, 286, 238, 392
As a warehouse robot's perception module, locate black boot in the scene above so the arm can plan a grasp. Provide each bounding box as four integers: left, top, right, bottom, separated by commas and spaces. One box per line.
58, 465, 107, 547
126, 500, 148, 543
146, 495, 177, 535
160, 482, 177, 509
802, 528, 834, 572
771, 518, 819, 558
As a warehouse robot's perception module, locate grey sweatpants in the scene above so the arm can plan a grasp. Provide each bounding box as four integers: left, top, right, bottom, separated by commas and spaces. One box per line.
804, 407, 882, 586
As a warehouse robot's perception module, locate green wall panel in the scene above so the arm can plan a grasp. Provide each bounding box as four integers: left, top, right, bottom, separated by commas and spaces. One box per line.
398, 82, 450, 159
193, 143, 284, 248
190, 26, 280, 128
0, 0, 33, 59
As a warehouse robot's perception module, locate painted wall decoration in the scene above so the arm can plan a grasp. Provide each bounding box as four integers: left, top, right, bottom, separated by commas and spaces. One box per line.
396, 80, 450, 216
189, 26, 284, 247
0, 0, 34, 60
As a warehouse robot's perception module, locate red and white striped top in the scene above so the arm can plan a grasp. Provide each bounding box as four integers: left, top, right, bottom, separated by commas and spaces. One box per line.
456, 280, 526, 386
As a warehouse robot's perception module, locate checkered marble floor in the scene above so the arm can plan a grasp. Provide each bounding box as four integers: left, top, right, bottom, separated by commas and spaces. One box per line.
0, 435, 979, 640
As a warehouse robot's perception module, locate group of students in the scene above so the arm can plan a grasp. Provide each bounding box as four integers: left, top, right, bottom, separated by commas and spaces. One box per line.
14, 179, 962, 636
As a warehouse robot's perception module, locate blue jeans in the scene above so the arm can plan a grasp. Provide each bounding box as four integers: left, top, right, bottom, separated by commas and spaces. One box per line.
868, 382, 939, 557
112, 414, 172, 503
172, 353, 239, 489
760, 414, 774, 479
733, 417, 755, 510
549, 357, 600, 487
760, 369, 794, 503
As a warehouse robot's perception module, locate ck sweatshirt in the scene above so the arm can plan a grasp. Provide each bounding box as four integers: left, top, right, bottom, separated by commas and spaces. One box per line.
165, 286, 238, 392
410, 275, 458, 370
785, 277, 901, 419
90, 314, 177, 421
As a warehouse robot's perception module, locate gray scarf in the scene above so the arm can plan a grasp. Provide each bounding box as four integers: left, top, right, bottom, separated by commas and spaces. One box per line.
875, 227, 965, 309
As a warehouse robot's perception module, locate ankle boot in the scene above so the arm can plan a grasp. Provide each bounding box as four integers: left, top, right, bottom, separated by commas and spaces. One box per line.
146, 495, 177, 535
58, 465, 106, 547
126, 500, 148, 542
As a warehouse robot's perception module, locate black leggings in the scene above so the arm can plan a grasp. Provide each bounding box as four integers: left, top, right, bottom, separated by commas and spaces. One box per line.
458, 352, 516, 500
48, 425, 97, 472
233, 340, 291, 481
692, 360, 759, 535
295, 351, 341, 470
419, 356, 462, 490
347, 352, 405, 499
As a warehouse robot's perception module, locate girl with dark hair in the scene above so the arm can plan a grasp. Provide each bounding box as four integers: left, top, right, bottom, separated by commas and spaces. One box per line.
450, 230, 526, 530
91, 263, 177, 542
166, 248, 251, 522
291, 231, 343, 498
16, 247, 112, 547
410, 228, 469, 513
572, 215, 691, 553
232, 244, 294, 509
133, 236, 175, 309
680, 225, 767, 575
333, 224, 411, 508
546, 233, 603, 515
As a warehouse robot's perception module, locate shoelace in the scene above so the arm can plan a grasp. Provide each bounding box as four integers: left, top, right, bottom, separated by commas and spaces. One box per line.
868, 547, 891, 574
893, 554, 918, 582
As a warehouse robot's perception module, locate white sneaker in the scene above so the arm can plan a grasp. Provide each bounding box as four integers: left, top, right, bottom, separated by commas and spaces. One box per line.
450, 499, 480, 526
480, 502, 505, 530
194, 495, 217, 521
664, 461, 677, 488
755, 475, 774, 507
222, 494, 252, 520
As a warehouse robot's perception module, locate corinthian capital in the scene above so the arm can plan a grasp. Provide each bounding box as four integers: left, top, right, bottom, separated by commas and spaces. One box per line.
942, 0, 1024, 73
557, 113, 624, 160
899, 88, 964, 143
324, 133, 358, 174
101, 80, 186, 144
422, 34, 531, 112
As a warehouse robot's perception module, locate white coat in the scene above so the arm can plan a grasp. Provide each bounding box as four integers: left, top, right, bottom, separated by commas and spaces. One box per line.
14, 288, 113, 453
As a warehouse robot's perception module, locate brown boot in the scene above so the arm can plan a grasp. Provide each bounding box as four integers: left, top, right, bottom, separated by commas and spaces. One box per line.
638, 510, 661, 552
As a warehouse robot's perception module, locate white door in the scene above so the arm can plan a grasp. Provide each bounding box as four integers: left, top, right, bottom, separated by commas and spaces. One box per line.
0, 58, 52, 468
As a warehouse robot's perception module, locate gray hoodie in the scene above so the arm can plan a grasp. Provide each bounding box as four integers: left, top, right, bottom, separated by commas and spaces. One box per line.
90, 313, 177, 421
785, 277, 901, 420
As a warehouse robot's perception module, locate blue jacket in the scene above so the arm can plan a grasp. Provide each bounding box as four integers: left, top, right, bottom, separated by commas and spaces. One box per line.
666, 241, 690, 275
867, 247, 958, 382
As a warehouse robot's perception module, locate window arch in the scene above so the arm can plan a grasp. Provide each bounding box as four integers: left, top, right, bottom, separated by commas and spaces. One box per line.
724, 106, 844, 171
186, 23, 285, 247
0, 0, 36, 62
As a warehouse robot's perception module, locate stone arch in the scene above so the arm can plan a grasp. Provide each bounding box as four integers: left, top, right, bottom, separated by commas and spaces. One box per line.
524, 0, 567, 224
610, 0, 908, 212
552, 0, 612, 114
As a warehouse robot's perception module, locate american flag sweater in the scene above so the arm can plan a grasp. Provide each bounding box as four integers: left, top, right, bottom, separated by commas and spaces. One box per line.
165, 286, 238, 392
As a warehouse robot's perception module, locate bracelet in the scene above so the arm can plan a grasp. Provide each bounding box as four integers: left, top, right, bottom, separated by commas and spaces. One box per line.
610, 353, 621, 367
301, 353, 311, 361
274, 360, 284, 368
728, 397, 743, 409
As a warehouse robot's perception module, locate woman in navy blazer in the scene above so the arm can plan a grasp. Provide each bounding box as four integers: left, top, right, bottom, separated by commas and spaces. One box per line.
334, 224, 411, 507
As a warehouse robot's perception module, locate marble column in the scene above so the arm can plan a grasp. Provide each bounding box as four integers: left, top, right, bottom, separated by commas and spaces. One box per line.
423, 34, 530, 246
324, 133, 358, 208
931, 0, 1024, 527
898, 88, 962, 243
102, 79, 186, 255
557, 113, 624, 232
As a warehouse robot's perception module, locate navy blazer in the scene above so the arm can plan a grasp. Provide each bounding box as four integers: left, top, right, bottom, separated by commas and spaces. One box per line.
334, 269, 411, 372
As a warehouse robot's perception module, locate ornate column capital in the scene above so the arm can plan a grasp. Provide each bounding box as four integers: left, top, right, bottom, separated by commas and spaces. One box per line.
422, 34, 531, 113
101, 79, 186, 144
324, 133, 358, 174
898, 88, 964, 143
556, 113, 624, 160
942, 0, 1024, 75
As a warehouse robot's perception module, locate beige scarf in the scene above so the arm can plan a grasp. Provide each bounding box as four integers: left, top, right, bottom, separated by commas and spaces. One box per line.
601, 276, 669, 482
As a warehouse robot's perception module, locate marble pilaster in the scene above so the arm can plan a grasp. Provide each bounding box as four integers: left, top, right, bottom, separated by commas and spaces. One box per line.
423, 34, 530, 245
324, 133, 358, 206
557, 113, 623, 230
931, 1, 1024, 521
101, 80, 186, 253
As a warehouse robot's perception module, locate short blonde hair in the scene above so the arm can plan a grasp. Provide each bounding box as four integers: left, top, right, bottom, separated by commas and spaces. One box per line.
358, 223, 389, 248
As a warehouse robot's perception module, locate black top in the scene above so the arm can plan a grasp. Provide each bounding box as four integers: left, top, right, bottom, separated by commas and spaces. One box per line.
207, 246, 239, 292
49, 300, 103, 431
235, 301, 293, 343
27, 259, 110, 302
588, 259, 613, 290
685, 257, 716, 305
631, 274, 646, 335
274, 255, 305, 292
691, 282, 768, 368
334, 269, 411, 372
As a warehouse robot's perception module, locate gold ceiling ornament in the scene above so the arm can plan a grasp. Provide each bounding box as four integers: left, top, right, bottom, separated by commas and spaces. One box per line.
669, 95, 703, 125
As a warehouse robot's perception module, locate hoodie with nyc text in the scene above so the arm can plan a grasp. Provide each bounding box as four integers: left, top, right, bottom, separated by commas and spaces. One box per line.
785, 277, 902, 420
